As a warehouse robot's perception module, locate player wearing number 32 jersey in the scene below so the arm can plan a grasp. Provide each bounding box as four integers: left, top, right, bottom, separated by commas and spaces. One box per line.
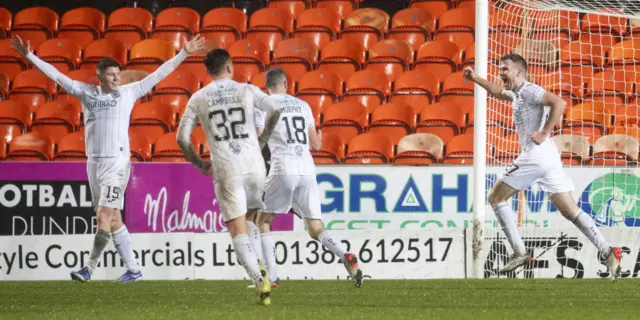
464, 53, 623, 281
253, 69, 364, 288
176, 49, 280, 306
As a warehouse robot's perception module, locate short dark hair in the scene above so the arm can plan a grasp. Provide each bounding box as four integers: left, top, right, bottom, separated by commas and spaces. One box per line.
500, 53, 528, 72
204, 49, 231, 76
265, 68, 287, 90
96, 58, 121, 74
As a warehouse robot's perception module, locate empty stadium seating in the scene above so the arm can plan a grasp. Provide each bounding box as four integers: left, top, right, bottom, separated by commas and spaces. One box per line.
0, 1, 638, 165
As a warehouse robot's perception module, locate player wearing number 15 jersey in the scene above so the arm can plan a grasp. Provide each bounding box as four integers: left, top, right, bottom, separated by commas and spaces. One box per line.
176, 49, 281, 305
254, 69, 364, 288
464, 53, 622, 281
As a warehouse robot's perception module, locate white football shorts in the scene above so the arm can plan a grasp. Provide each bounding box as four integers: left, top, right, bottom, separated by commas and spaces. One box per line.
87, 157, 131, 210
498, 148, 574, 195
215, 172, 265, 222
264, 174, 322, 220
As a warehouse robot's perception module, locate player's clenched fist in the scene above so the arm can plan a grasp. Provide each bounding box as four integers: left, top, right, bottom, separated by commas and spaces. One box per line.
463, 66, 476, 81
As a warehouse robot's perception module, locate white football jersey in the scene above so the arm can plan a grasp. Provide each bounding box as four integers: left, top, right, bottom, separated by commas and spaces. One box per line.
66, 81, 147, 158
182, 79, 269, 181
506, 82, 553, 154
264, 94, 316, 176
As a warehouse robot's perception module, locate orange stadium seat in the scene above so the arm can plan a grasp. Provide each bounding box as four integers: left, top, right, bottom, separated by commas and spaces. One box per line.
129, 133, 152, 162
0, 125, 21, 160
612, 104, 640, 128
250, 72, 269, 93
367, 102, 416, 145
36, 38, 82, 73
388, 8, 436, 52
585, 70, 633, 105
151, 8, 201, 51
394, 133, 444, 165
439, 71, 474, 105
126, 39, 176, 73
591, 134, 639, 165
57, 8, 106, 49
534, 10, 580, 40
293, 8, 341, 50
31, 101, 82, 144
607, 39, 640, 73
579, 33, 620, 60
0, 73, 9, 100
321, 101, 367, 143
80, 39, 127, 70
365, 39, 414, 81
151, 70, 199, 112
295, 70, 343, 123
391, 70, 439, 114
11, 7, 59, 49
179, 39, 224, 83
104, 8, 153, 51
246, 8, 294, 53
535, 72, 584, 107
416, 102, 466, 143
54, 132, 87, 161
316, 39, 366, 80
200, 8, 248, 48
6, 132, 54, 161
130, 102, 176, 143
461, 42, 474, 68
443, 133, 474, 164
270, 38, 319, 82
0, 7, 10, 39
268, 0, 310, 19
341, 8, 390, 51
228, 39, 270, 83
466, 100, 515, 134
343, 70, 391, 112
552, 135, 590, 165
0, 39, 29, 80
414, 40, 462, 79
614, 127, 640, 141
344, 133, 394, 164
492, 134, 520, 165
0, 100, 32, 134
10, 69, 57, 112
315, 0, 356, 18
434, 8, 475, 50
311, 132, 345, 164
581, 9, 628, 36
409, 0, 450, 19
562, 102, 612, 144
152, 132, 197, 162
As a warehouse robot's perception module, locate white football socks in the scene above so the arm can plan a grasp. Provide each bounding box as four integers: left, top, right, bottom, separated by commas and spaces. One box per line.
233, 234, 264, 285
319, 231, 348, 258
246, 221, 264, 263
572, 209, 611, 255
261, 232, 278, 282
86, 229, 111, 274
493, 202, 527, 256
112, 225, 140, 274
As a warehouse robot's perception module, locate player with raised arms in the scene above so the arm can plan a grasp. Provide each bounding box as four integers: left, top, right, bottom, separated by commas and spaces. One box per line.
254, 68, 364, 288
464, 53, 623, 280
10, 34, 205, 283
176, 49, 280, 305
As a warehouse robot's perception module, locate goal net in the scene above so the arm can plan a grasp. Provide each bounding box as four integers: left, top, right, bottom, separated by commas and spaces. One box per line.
477, 0, 640, 278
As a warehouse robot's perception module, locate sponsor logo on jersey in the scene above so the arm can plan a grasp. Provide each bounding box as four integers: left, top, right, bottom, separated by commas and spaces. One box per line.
578, 172, 640, 227
87, 100, 117, 109
229, 141, 241, 154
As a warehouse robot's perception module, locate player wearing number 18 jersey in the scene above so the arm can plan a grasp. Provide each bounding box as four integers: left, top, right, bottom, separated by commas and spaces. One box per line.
255, 69, 364, 288
464, 54, 622, 281
176, 49, 281, 305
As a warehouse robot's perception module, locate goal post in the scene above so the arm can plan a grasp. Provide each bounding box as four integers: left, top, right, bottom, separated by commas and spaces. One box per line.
472, 0, 640, 278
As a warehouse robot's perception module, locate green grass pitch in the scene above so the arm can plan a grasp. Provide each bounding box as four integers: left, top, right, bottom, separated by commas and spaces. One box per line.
1, 279, 638, 320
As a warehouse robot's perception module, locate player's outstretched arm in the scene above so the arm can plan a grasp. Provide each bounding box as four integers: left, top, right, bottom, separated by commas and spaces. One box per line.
309, 128, 322, 151
531, 91, 567, 145
176, 99, 211, 176
463, 66, 513, 101
135, 35, 206, 98
10, 35, 77, 94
